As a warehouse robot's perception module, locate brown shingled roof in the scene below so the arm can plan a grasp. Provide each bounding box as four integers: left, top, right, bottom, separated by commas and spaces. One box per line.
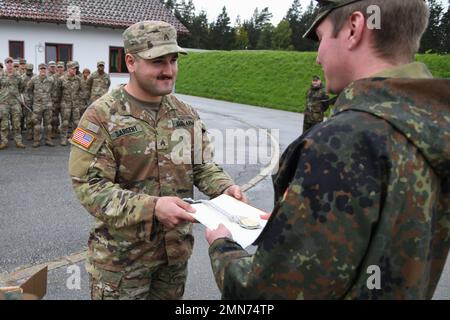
0, 0, 189, 33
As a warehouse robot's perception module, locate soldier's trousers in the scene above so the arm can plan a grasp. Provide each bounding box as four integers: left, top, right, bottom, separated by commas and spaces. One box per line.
32, 108, 53, 143
23, 105, 33, 136
90, 262, 187, 300
51, 102, 61, 133
61, 104, 80, 139
0, 103, 23, 144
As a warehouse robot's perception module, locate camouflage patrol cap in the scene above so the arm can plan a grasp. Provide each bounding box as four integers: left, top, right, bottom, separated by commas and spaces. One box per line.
38, 63, 47, 69
13, 61, 19, 67
4, 57, 13, 64
19, 58, 26, 64
26, 63, 34, 70
303, 0, 366, 41
97, 61, 105, 67
312, 75, 321, 81
67, 61, 77, 69
123, 21, 187, 60
48, 61, 56, 67
57, 61, 65, 68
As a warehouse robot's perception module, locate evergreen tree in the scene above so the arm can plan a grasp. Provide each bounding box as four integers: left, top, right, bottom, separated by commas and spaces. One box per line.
285, 0, 303, 50
257, 24, 275, 49
209, 7, 234, 50
440, 5, 450, 53
420, 0, 444, 53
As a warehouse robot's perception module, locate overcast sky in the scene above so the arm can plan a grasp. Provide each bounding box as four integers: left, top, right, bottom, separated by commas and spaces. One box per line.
190, 0, 449, 25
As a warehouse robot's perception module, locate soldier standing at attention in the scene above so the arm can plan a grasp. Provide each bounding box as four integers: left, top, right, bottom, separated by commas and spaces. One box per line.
80, 68, 91, 116
56, 61, 65, 77
59, 61, 82, 146
48, 61, 61, 139
21, 63, 35, 141
87, 61, 111, 104
19, 59, 27, 75
303, 75, 329, 132
0, 57, 26, 149
27, 63, 55, 147
205, 0, 450, 300
68, 20, 246, 300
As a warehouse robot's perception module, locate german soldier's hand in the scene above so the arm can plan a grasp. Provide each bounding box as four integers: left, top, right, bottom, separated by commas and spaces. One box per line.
205, 224, 232, 245
155, 197, 196, 229
223, 185, 248, 203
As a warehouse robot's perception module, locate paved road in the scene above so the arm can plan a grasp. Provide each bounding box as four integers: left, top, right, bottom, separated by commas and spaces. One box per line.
0, 94, 449, 300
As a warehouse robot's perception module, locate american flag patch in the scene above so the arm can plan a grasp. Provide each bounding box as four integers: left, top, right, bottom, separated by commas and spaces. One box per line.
72, 128, 95, 149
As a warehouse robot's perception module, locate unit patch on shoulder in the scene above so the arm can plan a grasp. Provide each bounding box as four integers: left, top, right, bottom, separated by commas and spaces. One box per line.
72, 127, 95, 149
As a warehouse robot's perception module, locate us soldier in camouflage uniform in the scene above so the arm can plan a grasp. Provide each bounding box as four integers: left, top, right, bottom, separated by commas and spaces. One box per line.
59, 61, 83, 146
19, 59, 27, 75
27, 63, 55, 147
87, 61, 111, 104
205, 0, 450, 300
80, 68, 91, 116
21, 63, 35, 140
48, 61, 62, 139
69, 21, 246, 300
56, 61, 65, 77
303, 75, 330, 132
0, 57, 26, 149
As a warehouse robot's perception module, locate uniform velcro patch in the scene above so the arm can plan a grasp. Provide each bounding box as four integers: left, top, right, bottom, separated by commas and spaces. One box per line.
72, 127, 95, 149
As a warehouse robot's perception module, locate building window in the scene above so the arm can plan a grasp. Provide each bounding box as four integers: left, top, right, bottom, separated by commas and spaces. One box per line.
9, 41, 24, 59
45, 43, 72, 64
109, 47, 128, 73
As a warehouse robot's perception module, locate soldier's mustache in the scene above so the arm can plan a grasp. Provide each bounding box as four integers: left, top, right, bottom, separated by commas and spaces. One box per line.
157, 75, 173, 80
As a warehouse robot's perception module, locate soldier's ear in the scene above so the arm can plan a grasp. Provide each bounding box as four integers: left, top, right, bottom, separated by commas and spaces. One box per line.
125, 54, 137, 73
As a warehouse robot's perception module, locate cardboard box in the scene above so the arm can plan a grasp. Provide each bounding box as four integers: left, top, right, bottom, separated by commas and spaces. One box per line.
0, 266, 48, 300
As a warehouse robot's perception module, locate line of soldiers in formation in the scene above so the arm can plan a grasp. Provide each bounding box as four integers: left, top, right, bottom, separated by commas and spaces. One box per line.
0, 57, 111, 149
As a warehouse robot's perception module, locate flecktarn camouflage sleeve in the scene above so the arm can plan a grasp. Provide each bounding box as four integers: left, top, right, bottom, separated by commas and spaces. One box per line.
69, 109, 157, 231
209, 123, 382, 299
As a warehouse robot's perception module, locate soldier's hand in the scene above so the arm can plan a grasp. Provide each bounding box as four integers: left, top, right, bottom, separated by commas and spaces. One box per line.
155, 197, 196, 229
205, 224, 232, 245
223, 185, 248, 203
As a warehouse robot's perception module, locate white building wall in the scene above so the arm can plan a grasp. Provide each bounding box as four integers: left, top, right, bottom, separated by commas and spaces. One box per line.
0, 19, 130, 90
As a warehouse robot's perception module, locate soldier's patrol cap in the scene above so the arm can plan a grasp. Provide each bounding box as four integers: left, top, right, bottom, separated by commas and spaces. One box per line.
57, 61, 65, 68
26, 63, 34, 70
97, 61, 105, 67
48, 61, 56, 67
123, 21, 187, 60
13, 61, 19, 67
4, 57, 13, 63
19, 58, 27, 64
67, 61, 77, 69
312, 75, 321, 80
72, 61, 80, 68
38, 63, 47, 69
303, 0, 367, 41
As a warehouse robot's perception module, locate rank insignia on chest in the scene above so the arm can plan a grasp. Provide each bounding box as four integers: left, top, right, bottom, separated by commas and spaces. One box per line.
157, 136, 169, 150
72, 127, 95, 149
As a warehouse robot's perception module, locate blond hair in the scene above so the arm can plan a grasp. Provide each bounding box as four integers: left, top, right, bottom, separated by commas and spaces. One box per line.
328, 0, 429, 62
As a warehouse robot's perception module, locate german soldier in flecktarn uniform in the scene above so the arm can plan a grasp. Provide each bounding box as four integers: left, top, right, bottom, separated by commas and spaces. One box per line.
303, 75, 330, 132
205, 0, 450, 300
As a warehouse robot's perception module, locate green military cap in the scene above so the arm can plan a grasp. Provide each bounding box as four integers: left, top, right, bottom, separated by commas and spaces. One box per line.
4, 57, 13, 63
97, 61, 105, 67
312, 75, 321, 81
48, 61, 56, 67
123, 21, 187, 60
57, 61, 65, 68
67, 61, 77, 69
303, 0, 365, 41
38, 63, 47, 69
26, 63, 34, 70
19, 58, 27, 64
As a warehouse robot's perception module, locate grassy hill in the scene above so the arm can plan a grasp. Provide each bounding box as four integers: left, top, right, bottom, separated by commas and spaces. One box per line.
176, 51, 450, 113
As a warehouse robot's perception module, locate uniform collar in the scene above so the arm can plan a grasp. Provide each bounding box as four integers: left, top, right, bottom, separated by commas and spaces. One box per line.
371, 62, 433, 79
